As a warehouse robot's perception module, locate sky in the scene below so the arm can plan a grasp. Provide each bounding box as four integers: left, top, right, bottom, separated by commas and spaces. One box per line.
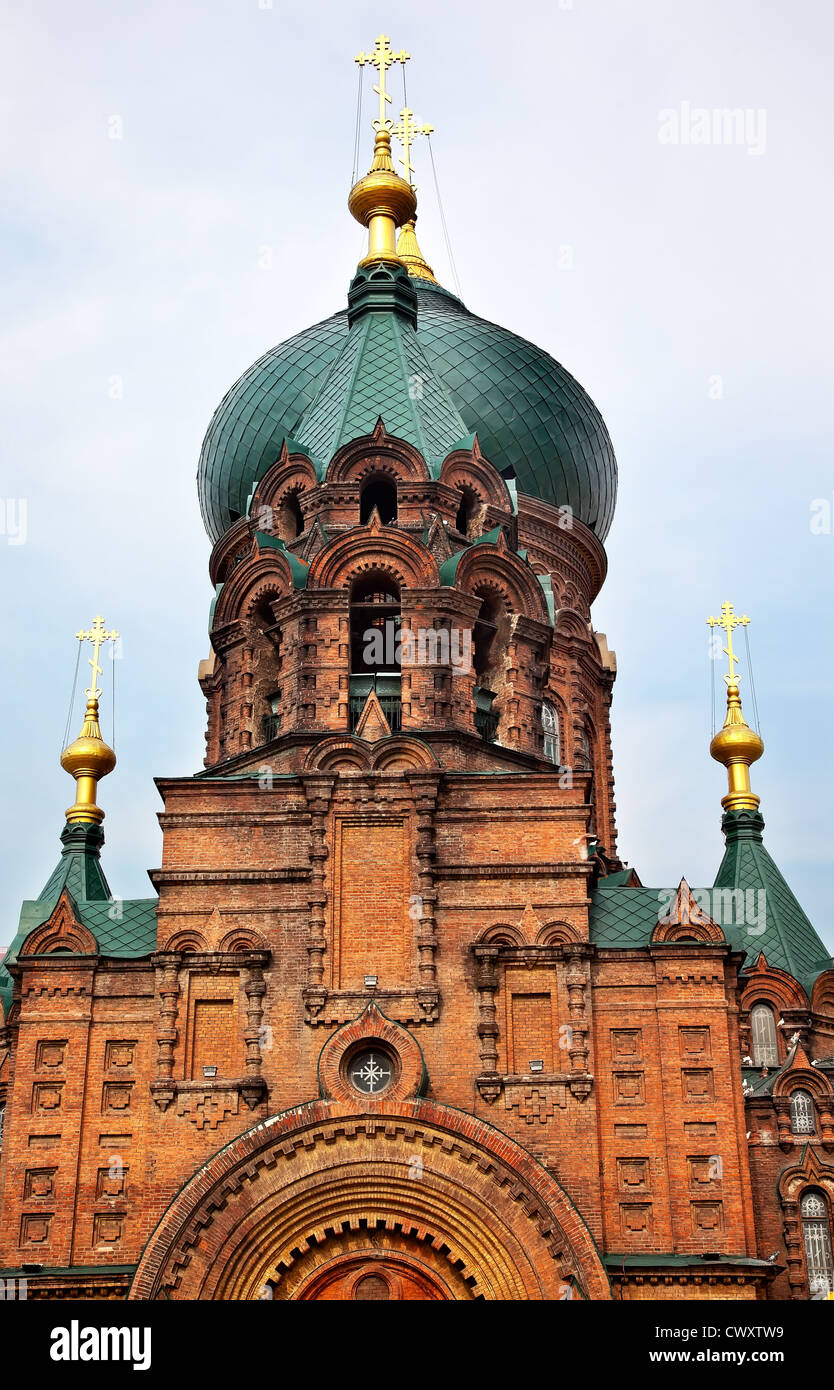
0, 0, 832, 952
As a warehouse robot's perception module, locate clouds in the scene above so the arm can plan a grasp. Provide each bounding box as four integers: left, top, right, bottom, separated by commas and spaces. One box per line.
0, 0, 831, 941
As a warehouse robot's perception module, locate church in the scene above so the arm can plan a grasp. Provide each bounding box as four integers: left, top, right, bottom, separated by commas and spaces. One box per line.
1, 37, 832, 1302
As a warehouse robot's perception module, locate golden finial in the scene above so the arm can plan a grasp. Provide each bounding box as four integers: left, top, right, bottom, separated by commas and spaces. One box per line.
349, 76, 417, 265
707, 601, 764, 812
60, 615, 118, 825
355, 34, 410, 131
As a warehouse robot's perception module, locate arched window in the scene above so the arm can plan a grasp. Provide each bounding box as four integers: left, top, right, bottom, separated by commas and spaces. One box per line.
541, 702, 560, 764
353, 1273, 390, 1301
577, 723, 594, 771
472, 595, 499, 683
249, 598, 283, 744
455, 486, 478, 539
801, 1190, 834, 1298
277, 491, 304, 542
360, 476, 397, 525
750, 1004, 779, 1066
472, 592, 505, 743
577, 721, 597, 835
790, 1090, 816, 1135
349, 574, 401, 732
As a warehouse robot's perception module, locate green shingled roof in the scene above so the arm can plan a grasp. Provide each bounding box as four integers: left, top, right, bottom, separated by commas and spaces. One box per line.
589, 885, 665, 950
253, 530, 310, 587
714, 810, 831, 996
296, 264, 468, 470
589, 811, 831, 996
197, 275, 618, 543
0, 822, 157, 1016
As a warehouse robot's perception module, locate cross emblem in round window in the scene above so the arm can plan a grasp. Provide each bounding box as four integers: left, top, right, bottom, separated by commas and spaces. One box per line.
348, 1049, 393, 1095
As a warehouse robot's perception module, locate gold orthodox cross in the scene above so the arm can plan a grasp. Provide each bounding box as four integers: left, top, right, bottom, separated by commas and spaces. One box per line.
75, 614, 119, 699
706, 600, 750, 686
355, 34, 410, 130
392, 107, 434, 186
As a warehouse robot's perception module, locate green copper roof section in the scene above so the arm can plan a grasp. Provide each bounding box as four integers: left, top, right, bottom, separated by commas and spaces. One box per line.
209, 582, 223, 632
253, 530, 310, 587
589, 886, 666, 949
713, 810, 831, 995
436, 528, 497, 585
536, 572, 555, 624
295, 265, 468, 471
197, 277, 617, 544
38, 821, 112, 904
742, 1063, 781, 1095
589, 813, 832, 995
603, 1253, 776, 1271
199, 311, 347, 537
0, 823, 157, 996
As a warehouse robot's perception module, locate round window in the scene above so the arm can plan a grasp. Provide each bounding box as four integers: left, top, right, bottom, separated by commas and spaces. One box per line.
347, 1048, 393, 1096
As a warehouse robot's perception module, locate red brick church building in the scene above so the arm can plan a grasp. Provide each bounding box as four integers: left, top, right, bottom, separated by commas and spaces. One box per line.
1, 57, 833, 1302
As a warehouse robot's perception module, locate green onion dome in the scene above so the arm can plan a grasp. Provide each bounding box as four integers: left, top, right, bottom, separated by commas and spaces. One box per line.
197, 277, 617, 544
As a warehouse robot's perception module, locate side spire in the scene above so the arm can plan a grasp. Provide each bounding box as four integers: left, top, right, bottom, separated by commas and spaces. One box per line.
60, 615, 118, 825
396, 219, 437, 283
707, 601, 764, 812
391, 106, 438, 283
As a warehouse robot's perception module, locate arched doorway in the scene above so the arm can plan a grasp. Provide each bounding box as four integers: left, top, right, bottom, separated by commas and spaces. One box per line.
129, 1099, 611, 1302
296, 1249, 454, 1301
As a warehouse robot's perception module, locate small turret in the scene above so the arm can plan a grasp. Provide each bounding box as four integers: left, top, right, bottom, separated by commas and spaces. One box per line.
61, 615, 118, 825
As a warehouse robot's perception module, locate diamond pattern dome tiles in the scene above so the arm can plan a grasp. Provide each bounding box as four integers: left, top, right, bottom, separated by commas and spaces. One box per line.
197, 278, 618, 543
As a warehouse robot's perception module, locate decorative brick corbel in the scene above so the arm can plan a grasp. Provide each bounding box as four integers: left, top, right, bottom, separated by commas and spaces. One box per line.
817, 1101, 834, 1151
151, 952, 181, 1110
565, 944, 593, 1099
302, 774, 335, 1021
242, 953, 269, 1107
474, 945, 501, 1102
410, 772, 441, 1021
781, 1200, 805, 1298
774, 1097, 793, 1151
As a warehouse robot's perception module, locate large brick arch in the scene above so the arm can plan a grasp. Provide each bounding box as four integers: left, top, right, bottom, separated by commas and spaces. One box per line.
128, 1099, 610, 1301
307, 515, 439, 590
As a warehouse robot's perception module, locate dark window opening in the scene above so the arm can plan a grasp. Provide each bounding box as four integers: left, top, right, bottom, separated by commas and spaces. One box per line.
455, 486, 478, 538
349, 573, 401, 731
474, 686, 498, 742
360, 476, 397, 525
473, 597, 499, 682
277, 491, 304, 542
350, 574, 401, 676
262, 689, 283, 744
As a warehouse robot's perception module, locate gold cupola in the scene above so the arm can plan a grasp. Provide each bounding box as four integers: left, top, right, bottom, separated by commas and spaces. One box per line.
349, 125, 417, 266
61, 615, 118, 825
396, 219, 437, 282
707, 602, 764, 812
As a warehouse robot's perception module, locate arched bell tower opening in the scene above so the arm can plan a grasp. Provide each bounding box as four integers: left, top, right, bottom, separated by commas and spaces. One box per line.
360, 474, 397, 525
455, 485, 479, 539
349, 572, 402, 731
472, 590, 509, 742
277, 490, 304, 542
